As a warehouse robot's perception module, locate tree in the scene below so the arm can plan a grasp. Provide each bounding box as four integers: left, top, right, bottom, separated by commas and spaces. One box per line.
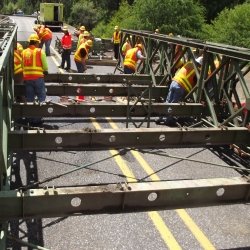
131, 0, 205, 37
68, 0, 99, 30
202, 2, 250, 48
196, 0, 247, 22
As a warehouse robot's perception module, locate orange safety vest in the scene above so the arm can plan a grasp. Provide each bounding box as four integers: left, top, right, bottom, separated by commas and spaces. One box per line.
113, 31, 121, 44
123, 48, 139, 71
22, 47, 44, 80
14, 50, 23, 75
74, 43, 89, 63
39, 27, 52, 41
173, 62, 197, 93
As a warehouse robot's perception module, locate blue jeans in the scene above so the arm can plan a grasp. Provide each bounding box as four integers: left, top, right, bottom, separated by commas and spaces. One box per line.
166, 80, 186, 103
40, 39, 51, 56
25, 78, 46, 102
75, 60, 86, 73
124, 66, 135, 74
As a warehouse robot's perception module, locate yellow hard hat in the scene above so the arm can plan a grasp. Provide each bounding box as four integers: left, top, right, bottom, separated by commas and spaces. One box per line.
80, 26, 85, 31
155, 29, 159, 33
62, 25, 68, 31
83, 31, 90, 37
28, 33, 40, 42
168, 32, 174, 37
135, 43, 143, 50
85, 39, 93, 48
114, 25, 119, 30
17, 42, 23, 53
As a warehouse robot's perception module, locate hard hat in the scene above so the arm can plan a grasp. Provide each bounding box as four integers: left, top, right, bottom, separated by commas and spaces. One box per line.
114, 25, 119, 30
195, 56, 203, 65
80, 26, 85, 31
155, 29, 159, 33
83, 31, 90, 37
85, 39, 93, 48
28, 33, 40, 42
168, 33, 174, 37
17, 42, 23, 53
135, 43, 143, 50
62, 25, 68, 31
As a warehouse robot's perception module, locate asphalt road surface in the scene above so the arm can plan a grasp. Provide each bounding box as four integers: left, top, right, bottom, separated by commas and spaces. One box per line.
6, 16, 250, 250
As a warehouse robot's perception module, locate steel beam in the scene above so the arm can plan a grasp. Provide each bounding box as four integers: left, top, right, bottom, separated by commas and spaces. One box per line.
12, 103, 205, 118
44, 73, 164, 85
0, 177, 249, 219
9, 127, 249, 151
14, 84, 167, 97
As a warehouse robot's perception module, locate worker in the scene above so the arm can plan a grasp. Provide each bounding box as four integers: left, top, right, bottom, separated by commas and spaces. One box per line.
155, 29, 160, 34
38, 25, 52, 56
123, 43, 146, 74
121, 37, 132, 58
14, 42, 24, 102
76, 26, 86, 49
74, 39, 93, 101
155, 56, 203, 125
22, 33, 48, 125
59, 26, 72, 71
77, 31, 90, 48
111, 25, 121, 60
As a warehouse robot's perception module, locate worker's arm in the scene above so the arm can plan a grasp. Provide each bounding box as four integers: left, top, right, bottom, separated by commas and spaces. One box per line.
136, 50, 146, 60
41, 50, 48, 72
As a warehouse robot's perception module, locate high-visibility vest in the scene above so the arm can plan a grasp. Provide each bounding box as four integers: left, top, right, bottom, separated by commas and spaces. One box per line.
74, 43, 89, 63
173, 62, 197, 93
22, 47, 44, 80
122, 41, 132, 56
14, 50, 23, 75
113, 31, 121, 44
39, 27, 52, 41
61, 33, 72, 49
123, 48, 139, 71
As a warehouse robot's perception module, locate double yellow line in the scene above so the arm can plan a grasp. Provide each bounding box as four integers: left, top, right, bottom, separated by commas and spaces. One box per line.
91, 117, 216, 250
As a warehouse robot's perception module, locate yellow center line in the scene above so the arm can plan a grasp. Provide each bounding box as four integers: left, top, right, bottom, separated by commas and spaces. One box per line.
106, 117, 216, 250
91, 117, 181, 249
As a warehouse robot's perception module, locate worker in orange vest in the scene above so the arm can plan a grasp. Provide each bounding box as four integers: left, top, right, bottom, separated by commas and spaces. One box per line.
14, 42, 24, 102
74, 40, 93, 101
22, 34, 48, 124
111, 25, 121, 60
155, 56, 203, 125
123, 43, 146, 74
37, 25, 52, 56
59, 26, 72, 71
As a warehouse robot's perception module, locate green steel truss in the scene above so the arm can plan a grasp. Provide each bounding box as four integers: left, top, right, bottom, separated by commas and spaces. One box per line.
0, 23, 250, 249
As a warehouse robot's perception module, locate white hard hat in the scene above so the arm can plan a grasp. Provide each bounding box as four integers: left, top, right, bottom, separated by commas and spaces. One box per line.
195, 56, 203, 65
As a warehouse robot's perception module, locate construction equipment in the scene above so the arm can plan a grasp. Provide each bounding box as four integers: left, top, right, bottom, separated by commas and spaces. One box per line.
35, 2, 64, 30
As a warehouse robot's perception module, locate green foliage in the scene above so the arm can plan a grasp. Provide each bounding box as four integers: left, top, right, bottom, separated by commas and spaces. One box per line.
196, 0, 247, 22
202, 3, 250, 48
68, 0, 99, 30
93, 0, 205, 38
2, 1, 16, 14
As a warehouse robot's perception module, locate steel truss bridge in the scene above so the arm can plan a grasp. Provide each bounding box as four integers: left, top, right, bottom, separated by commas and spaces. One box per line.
0, 22, 250, 248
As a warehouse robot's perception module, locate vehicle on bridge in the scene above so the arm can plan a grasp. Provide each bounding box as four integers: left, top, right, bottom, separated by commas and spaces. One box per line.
35, 2, 63, 30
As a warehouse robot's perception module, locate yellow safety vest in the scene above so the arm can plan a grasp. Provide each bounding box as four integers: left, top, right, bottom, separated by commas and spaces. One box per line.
123, 48, 139, 71
113, 31, 121, 44
173, 62, 197, 93
74, 43, 89, 63
22, 47, 44, 80
14, 50, 23, 75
